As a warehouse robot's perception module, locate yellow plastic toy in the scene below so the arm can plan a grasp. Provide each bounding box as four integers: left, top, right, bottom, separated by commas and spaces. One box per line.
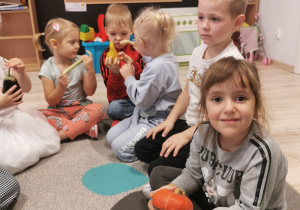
80, 24, 95, 42
106, 41, 118, 61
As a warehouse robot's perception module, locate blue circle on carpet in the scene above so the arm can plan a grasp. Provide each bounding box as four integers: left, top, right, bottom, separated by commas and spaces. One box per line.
82, 163, 148, 196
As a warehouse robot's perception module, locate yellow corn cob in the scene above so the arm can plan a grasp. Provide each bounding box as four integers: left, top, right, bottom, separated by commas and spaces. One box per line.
106, 41, 118, 61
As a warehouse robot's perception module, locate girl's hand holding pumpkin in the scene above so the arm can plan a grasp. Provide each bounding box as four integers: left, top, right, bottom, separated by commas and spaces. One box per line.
148, 184, 193, 210
148, 184, 177, 210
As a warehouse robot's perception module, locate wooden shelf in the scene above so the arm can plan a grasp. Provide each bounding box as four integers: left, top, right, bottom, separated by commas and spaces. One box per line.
0, 0, 42, 71
245, 0, 259, 26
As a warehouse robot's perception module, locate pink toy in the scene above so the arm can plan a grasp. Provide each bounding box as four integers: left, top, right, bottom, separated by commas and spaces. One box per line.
239, 13, 270, 65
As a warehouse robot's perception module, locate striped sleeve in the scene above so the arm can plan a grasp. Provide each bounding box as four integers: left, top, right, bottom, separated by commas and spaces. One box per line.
99, 47, 110, 86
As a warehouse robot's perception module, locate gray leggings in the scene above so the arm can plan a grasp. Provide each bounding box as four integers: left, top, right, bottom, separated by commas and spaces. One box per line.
106, 114, 160, 162
149, 166, 215, 210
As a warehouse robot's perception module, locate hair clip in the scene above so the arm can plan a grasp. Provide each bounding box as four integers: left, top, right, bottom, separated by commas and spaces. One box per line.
140, 17, 145, 23
53, 23, 60, 32
155, 15, 160, 20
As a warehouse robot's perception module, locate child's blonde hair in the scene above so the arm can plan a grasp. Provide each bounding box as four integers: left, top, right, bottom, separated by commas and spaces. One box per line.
134, 7, 175, 56
200, 57, 268, 134
199, 0, 248, 17
33, 18, 79, 52
105, 4, 133, 29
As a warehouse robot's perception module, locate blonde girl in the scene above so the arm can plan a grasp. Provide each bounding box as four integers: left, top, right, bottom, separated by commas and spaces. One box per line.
148, 57, 287, 210
106, 7, 182, 162
33, 18, 105, 141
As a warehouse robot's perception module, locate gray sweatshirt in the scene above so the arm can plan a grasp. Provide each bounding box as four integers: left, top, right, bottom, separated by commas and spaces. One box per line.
172, 121, 288, 210
124, 53, 182, 119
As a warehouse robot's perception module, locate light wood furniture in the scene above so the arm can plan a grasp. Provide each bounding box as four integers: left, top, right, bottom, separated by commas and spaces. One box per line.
0, 0, 42, 71
245, 0, 259, 26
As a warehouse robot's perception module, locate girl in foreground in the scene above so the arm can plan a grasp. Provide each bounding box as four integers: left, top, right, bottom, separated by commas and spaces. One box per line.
148, 57, 287, 210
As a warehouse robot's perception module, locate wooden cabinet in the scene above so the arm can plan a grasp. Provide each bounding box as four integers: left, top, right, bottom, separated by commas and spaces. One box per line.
245, 0, 259, 26
0, 0, 42, 71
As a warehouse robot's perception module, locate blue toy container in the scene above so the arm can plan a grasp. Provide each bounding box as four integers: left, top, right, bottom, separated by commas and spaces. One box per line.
81, 41, 109, 74
82, 35, 135, 74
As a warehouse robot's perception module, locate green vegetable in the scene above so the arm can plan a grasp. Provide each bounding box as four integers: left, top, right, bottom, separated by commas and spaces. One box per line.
63, 59, 83, 74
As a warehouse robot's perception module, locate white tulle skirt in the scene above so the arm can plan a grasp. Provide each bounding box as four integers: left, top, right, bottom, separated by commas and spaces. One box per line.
0, 106, 60, 174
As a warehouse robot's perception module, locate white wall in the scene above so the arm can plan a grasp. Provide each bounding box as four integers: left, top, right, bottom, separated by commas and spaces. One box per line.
294, 15, 300, 74
258, 0, 300, 73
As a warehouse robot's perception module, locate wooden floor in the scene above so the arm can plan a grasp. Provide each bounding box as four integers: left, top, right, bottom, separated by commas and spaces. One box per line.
19, 61, 300, 193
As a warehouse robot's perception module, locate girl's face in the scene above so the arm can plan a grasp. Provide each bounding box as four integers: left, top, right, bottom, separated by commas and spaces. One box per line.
205, 77, 256, 145
197, 0, 238, 49
105, 23, 132, 50
57, 29, 80, 59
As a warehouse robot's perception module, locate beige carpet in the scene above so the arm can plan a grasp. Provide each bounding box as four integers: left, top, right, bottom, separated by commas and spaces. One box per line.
14, 119, 150, 210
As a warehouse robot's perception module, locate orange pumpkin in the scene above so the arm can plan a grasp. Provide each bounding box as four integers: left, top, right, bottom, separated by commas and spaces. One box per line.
152, 188, 193, 210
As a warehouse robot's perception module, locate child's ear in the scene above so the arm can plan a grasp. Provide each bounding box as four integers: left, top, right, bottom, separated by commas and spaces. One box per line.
50, 39, 58, 49
140, 38, 146, 48
204, 111, 209, 120
130, 27, 134, 35
233, 14, 246, 32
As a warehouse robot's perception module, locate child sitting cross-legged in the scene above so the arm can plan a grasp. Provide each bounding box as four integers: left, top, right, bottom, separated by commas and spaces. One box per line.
100, 3, 145, 122
33, 18, 105, 141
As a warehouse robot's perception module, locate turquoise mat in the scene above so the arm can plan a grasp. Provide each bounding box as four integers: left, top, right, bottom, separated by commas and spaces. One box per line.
82, 163, 148, 196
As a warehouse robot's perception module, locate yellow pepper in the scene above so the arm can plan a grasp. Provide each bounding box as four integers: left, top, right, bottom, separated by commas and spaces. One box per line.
106, 41, 118, 61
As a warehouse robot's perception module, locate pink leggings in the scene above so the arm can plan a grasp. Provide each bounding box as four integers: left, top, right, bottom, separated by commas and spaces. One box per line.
40, 103, 105, 140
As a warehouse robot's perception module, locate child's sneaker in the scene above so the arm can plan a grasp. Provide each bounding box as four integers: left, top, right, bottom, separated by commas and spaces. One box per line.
85, 124, 98, 139
142, 184, 152, 199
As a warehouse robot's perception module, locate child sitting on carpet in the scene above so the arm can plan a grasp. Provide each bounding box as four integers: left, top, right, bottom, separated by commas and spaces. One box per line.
33, 18, 105, 141
0, 57, 60, 174
100, 3, 145, 122
106, 7, 182, 162
148, 57, 288, 210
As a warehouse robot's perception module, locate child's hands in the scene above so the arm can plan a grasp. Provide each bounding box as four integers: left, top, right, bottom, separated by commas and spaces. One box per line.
81, 50, 95, 73
146, 119, 175, 140
118, 52, 133, 64
0, 86, 23, 109
58, 73, 69, 89
105, 56, 120, 74
148, 184, 177, 210
119, 63, 135, 80
5, 58, 25, 74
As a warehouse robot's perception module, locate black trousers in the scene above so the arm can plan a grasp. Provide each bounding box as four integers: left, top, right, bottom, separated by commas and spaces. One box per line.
135, 119, 191, 175
150, 166, 215, 210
